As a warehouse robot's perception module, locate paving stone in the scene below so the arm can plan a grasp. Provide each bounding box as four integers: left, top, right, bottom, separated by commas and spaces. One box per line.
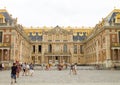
0, 66, 120, 85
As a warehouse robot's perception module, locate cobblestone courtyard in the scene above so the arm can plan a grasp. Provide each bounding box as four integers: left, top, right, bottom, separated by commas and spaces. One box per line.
0, 67, 120, 85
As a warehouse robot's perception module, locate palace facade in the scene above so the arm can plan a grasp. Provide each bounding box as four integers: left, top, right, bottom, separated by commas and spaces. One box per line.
0, 9, 120, 68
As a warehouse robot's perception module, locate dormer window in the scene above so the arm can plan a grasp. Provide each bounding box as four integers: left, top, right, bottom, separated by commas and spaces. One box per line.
0, 18, 3, 23
116, 18, 120, 23
0, 14, 5, 23
115, 14, 120, 23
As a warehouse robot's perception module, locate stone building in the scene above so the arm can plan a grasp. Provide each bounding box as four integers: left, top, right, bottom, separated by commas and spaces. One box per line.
0, 8, 120, 68
24, 26, 91, 65
0, 9, 31, 67
84, 9, 120, 68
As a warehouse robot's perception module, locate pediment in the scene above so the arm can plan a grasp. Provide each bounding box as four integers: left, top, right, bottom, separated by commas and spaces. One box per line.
44, 26, 71, 35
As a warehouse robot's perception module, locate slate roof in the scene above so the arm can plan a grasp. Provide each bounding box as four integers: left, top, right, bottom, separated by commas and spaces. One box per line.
0, 9, 13, 25
105, 9, 120, 25
29, 32, 42, 41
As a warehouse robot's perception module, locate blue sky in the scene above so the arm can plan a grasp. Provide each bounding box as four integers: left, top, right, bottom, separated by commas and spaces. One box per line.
0, 0, 120, 27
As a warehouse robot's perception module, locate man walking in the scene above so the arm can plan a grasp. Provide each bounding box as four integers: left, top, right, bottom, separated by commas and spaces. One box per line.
11, 63, 17, 84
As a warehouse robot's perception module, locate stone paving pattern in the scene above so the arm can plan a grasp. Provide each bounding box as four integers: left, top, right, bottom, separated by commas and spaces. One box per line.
0, 66, 120, 85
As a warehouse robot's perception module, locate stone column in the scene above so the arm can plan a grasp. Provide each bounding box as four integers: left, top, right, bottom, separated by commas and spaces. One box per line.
53, 56, 55, 63
41, 44, 45, 65
118, 49, 120, 60
68, 56, 70, 63
1, 49, 3, 61
59, 56, 61, 63
117, 49, 119, 61
105, 32, 112, 68
7, 49, 10, 61
52, 56, 53, 63
67, 56, 69, 63
44, 56, 46, 64
70, 55, 72, 64
112, 49, 114, 60
20, 40, 22, 62
61, 56, 63, 63
96, 40, 99, 64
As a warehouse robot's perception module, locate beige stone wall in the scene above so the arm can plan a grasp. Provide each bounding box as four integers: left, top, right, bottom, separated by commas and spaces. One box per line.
28, 27, 88, 65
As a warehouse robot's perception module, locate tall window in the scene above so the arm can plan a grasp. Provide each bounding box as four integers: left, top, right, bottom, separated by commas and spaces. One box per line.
38, 45, 42, 53
0, 32, 2, 42
80, 45, 83, 54
119, 31, 120, 43
74, 45, 77, 54
33, 45, 35, 53
48, 44, 52, 53
63, 44, 67, 53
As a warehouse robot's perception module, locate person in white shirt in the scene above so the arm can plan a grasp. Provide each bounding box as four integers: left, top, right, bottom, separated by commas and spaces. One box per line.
2, 63, 4, 70
73, 63, 77, 75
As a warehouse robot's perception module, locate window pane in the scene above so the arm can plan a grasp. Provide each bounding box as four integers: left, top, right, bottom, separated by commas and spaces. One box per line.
74, 45, 77, 54
0, 32, 2, 42
80, 45, 83, 54
33, 45, 35, 53
63, 44, 67, 52
38, 45, 42, 53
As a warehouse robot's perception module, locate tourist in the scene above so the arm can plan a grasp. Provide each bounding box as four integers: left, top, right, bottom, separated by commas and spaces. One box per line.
25, 63, 30, 76
16, 64, 21, 78
45, 64, 49, 70
65, 63, 68, 69
2, 63, 4, 70
22, 63, 26, 76
11, 63, 17, 84
0, 63, 2, 70
73, 63, 77, 75
70, 64, 74, 74
29, 63, 34, 76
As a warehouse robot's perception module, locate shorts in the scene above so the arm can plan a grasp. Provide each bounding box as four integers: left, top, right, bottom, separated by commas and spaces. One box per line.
23, 68, 25, 72
11, 74, 16, 79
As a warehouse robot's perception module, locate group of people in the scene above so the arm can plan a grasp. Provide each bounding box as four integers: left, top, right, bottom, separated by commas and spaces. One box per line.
11, 62, 34, 84
10, 62, 77, 84
44, 63, 68, 71
44, 63, 77, 75
22, 63, 34, 76
57, 63, 68, 70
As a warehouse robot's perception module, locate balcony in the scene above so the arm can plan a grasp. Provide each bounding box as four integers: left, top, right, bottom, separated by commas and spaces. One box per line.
112, 43, 120, 47
44, 52, 71, 56
0, 43, 11, 47
0, 23, 7, 26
